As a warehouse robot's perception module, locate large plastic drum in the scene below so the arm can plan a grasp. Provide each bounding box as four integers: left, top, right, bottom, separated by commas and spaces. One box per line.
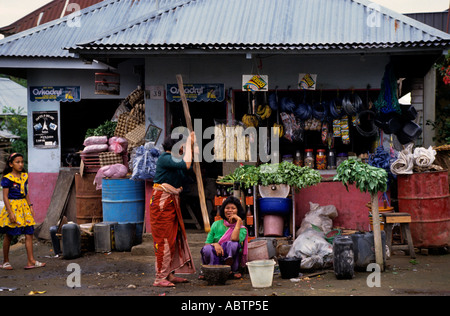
398, 171, 450, 248
102, 178, 145, 224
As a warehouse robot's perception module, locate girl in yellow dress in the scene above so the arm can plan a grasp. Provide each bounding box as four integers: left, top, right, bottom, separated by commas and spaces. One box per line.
0, 153, 45, 270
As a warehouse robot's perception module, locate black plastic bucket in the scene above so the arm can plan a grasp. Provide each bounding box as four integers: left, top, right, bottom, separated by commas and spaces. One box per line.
278, 257, 302, 279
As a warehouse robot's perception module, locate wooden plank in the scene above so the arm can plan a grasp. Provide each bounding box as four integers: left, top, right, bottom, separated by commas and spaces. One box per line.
35, 170, 76, 240
176, 74, 211, 233
385, 215, 411, 224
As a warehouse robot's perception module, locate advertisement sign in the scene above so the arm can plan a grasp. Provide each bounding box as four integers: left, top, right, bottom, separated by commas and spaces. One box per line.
242, 75, 269, 91
166, 83, 225, 102
30, 86, 81, 102
298, 74, 317, 90
32, 111, 59, 148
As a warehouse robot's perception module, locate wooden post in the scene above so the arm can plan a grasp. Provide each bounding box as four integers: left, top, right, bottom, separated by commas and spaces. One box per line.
371, 193, 384, 271
176, 74, 211, 233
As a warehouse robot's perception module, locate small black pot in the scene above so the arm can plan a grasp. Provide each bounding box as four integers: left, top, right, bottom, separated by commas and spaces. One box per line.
278, 257, 302, 279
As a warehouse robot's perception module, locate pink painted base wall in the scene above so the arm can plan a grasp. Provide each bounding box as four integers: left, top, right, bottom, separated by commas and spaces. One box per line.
295, 181, 388, 231
28, 172, 59, 224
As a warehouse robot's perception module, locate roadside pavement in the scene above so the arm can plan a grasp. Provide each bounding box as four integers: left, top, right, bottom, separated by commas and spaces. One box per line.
0, 230, 449, 297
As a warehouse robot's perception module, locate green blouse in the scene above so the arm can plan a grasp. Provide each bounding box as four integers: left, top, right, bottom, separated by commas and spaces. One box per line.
205, 220, 247, 245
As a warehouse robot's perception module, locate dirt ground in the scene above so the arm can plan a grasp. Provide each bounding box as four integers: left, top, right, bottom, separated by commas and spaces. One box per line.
1, 230, 450, 297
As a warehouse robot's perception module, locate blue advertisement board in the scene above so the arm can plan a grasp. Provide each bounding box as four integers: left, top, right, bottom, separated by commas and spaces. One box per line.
166, 83, 225, 102
30, 86, 81, 102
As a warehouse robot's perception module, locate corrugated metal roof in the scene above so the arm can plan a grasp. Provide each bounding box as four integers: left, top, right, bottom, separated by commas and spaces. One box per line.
0, 0, 104, 37
0, 0, 181, 58
72, 0, 450, 52
0, 0, 449, 59
0, 78, 27, 115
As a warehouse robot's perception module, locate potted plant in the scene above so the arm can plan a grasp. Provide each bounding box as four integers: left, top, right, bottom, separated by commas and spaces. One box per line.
333, 159, 388, 270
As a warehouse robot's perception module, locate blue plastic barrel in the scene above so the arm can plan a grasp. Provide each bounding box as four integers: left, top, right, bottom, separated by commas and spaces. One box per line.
102, 178, 145, 224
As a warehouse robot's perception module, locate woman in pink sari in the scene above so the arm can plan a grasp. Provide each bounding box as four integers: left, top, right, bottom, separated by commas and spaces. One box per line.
201, 196, 248, 279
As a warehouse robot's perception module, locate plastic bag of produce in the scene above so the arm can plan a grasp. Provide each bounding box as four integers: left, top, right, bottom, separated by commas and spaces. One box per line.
83, 136, 108, 146
287, 228, 333, 270
130, 144, 161, 181
108, 136, 128, 154
82, 144, 109, 153
93, 164, 128, 190
297, 202, 338, 236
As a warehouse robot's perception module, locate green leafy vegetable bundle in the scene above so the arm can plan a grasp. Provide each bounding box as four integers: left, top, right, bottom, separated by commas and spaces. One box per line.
333, 159, 388, 195
220, 161, 321, 189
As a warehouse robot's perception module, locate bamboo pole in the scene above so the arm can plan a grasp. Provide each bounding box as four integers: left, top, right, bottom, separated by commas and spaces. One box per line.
176, 74, 211, 233
370, 193, 384, 271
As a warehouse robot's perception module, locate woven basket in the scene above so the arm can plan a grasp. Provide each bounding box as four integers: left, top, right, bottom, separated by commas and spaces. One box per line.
125, 124, 146, 150
115, 112, 141, 137
99, 152, 123, 167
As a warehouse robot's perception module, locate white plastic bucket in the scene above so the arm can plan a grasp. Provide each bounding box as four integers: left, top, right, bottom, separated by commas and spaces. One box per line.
246, 259, 276, 288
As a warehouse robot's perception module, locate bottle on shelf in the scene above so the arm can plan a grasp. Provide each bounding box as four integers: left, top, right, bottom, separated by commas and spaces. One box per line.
246, 204, 255, 237
316, 149, 327, 170
305, 149, 314, 169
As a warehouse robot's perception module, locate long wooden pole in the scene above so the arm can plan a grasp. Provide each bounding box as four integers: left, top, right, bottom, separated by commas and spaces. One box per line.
371, 193, 384, 271
176, 74, 211, 233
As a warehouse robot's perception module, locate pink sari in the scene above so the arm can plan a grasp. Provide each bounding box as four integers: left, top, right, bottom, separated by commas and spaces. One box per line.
218, 220, 249, 267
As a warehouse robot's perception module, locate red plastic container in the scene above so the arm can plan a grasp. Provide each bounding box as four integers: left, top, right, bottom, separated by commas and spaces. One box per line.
398, 171, 450, 248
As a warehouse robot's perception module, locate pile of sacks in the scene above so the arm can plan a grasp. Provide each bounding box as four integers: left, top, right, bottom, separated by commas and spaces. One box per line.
82, 136, 129, 190
390, 144, 442, 175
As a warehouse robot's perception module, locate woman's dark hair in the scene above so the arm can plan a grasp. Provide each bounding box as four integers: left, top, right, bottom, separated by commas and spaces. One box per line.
162, 133, 184, 152
219, 196, 246, 221
2, 153, 25, 176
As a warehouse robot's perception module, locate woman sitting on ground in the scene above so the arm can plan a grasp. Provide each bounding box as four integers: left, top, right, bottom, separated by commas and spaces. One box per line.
200, 196, 248, 279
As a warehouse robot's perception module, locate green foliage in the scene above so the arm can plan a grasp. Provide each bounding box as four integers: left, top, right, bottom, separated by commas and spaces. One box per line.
0, 106, 28, 168
426, 104, 450, 145
333, 159, 388, 195
220, 161, 322, 189
85, 120, 117, 139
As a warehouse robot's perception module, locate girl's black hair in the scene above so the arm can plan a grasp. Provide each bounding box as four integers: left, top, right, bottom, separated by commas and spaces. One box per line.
2, 153, 25, 176
219, 196, 246, 221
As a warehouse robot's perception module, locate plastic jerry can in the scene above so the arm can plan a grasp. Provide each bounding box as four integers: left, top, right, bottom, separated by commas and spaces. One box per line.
351, 231, 386, 271
333, 236, 354, 280
94, 222, 117, 253
114, 223, 136, 252
62, 222, 81, 260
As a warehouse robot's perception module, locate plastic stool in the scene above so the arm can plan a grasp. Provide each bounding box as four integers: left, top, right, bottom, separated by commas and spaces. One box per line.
383, 212, 416, 259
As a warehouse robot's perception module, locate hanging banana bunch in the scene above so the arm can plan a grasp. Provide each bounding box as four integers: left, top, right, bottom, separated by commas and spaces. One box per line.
272, 123, 284, 138
256, 104, 272, 120
242, 114, 259, 128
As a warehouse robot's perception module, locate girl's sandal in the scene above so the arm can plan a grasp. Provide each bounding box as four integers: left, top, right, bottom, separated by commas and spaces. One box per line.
153, 279, 176, 287
1, 262, 13, 270
24, 261, 46, 270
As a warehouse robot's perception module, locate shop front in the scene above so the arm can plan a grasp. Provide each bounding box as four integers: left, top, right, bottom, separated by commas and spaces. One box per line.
0, 0, 449, 239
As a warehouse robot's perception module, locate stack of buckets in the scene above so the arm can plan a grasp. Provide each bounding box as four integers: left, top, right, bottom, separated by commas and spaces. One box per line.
96, 178, 145, 252
246, 185, 291, 288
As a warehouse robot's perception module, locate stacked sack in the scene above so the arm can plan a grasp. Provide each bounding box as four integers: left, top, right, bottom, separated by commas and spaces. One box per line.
81, 135, 130, 190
